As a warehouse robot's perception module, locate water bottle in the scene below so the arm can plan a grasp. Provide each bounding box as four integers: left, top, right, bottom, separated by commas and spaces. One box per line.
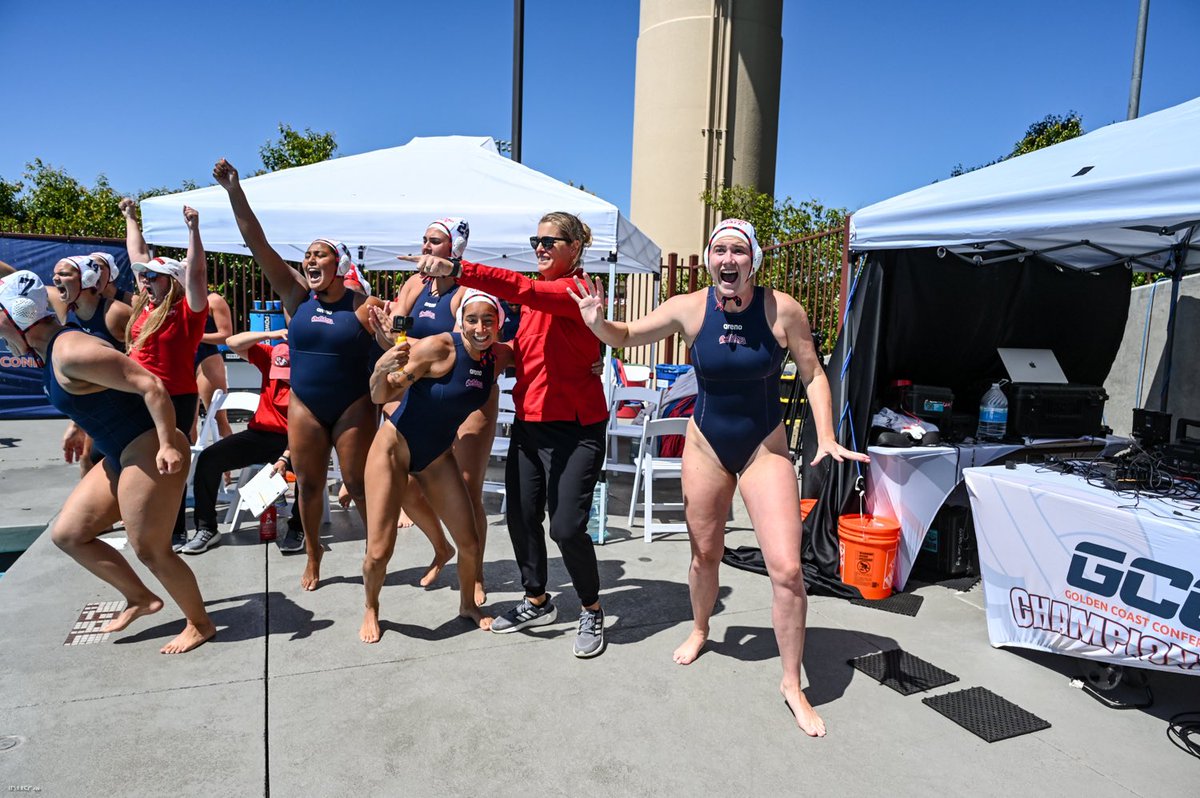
259, 503, 278, 543
976, 383, 1008, 441
587, 482, 603, 543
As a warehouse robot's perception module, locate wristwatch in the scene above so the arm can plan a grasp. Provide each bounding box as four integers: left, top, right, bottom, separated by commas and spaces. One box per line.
448, 257, 463, 278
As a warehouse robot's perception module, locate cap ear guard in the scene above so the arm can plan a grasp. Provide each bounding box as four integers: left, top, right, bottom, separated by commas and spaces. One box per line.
312, 238, 354, 276
0, 270, 54, 331
65, 256, 102, 290
431, 218, 470, 259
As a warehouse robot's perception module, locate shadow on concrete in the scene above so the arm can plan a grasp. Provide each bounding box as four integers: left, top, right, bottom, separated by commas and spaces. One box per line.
112, 590, 333, 646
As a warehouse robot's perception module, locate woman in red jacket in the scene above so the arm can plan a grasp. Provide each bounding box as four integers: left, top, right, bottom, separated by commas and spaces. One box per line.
405, 212, 609, 658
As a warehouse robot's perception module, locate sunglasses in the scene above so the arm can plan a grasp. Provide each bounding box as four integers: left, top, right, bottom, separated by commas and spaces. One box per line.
529, 235, 571, 251
142, 271, 167, 280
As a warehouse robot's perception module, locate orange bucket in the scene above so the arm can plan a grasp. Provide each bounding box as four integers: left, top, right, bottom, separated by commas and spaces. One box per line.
800, 499, 817, 522
837, 514, 901, 600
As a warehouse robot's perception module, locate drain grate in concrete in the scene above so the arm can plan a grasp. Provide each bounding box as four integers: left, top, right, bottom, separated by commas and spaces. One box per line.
63, 601, 125, 645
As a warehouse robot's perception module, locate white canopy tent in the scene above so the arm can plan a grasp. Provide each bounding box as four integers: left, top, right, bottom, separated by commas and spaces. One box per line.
141, 135, 661, 275
850, 97, 1200, 273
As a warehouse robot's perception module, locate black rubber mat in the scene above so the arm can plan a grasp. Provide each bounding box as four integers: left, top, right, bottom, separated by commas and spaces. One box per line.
923, 687, 1051, 742
937, 575, 981, 592
849, 649, 959, 696
849, 591, 924, 616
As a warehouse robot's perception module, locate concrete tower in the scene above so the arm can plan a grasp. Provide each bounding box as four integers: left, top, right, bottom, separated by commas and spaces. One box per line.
629, 0, 783, 258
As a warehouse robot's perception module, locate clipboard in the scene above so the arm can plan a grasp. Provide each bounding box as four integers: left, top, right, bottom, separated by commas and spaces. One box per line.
239, 464, 289, 518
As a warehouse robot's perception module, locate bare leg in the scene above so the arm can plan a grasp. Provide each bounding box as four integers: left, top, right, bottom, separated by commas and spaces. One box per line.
398, 479, 455, 587
51, 456, 163, 632
416, 451, 490, 629
331, 395, 377, 532
740, 426, 825, 737
674, 424, 737, 665
288, 396, 333, 591
360, 423, 408, 643
452, 387, 498, 605
116, 431, 216, 653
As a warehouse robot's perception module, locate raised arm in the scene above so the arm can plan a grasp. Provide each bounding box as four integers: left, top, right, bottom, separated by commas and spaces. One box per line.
0, 259, 14, 278
778, 292, 868, 467
58, 336, 183, 474
566, 276, 691, 348
212, 159, 307, 312
401, 255, 585, 317
119, 198, 152, 265
202, 293, 233, 345
368, 334, 452, 405
181, 206, 209, 313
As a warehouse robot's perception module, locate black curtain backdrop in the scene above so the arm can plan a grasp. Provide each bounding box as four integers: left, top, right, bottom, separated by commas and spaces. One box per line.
796, 248, 1131, 596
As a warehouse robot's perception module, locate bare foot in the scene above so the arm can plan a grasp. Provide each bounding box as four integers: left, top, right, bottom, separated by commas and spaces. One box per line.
360, 607, 382, 643
781, 683, 826, 737
397, 509, 415, 528
672, 629, 708, 665
460, 605, 492, 630
160, 621, 216, 654
419, 546, 454, 588
301, 556, 321, 591
102, 596, 164, 633
474, 582, 487, 607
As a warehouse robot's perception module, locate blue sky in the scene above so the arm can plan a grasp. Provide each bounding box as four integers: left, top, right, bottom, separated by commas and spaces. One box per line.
1, 1, 1196, 220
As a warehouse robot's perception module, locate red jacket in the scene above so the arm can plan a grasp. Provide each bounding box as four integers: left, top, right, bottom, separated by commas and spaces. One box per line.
459, 261, 606, 425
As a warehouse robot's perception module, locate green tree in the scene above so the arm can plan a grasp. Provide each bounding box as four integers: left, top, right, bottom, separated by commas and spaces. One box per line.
0, 159, 125, 237
258, 123, 338, 173
700, 184, 846, 247
951, 112, 1084, 177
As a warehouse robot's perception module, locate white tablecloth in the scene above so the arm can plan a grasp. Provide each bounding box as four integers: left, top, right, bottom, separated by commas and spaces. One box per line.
866, 443, 1022, 590
965, 464, 1200, 675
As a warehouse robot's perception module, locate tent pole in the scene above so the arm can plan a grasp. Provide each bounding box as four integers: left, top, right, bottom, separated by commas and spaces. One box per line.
597, 251, 619, 545
1158, 243, 1185, 412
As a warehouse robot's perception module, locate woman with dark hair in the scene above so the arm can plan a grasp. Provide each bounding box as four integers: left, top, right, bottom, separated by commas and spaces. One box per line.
359, 290, 512, 641
0, 271, 214, 653
567, 218, 869, 735
405, 211, 610, 659
122, 202, 211, 552
214, 158, 383, 590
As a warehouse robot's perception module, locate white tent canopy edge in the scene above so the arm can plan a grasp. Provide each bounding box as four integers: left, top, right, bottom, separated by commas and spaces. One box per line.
849, 97, 1200, 274
140, 135, 661, 275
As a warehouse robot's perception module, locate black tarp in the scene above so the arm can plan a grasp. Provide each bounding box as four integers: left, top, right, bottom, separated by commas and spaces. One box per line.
796, 248, 1132, 595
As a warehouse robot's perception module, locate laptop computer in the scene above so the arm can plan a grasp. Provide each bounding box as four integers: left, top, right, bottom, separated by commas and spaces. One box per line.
997, 348, 1069, 384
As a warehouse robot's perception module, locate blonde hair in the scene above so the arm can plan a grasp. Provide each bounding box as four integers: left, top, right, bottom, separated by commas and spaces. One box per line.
540, 211, 591, 268
125, 279, 183, 351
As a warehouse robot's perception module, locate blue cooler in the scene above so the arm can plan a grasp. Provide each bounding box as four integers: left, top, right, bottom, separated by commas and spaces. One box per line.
249, 300, 285, 332
655, 364, 692, 388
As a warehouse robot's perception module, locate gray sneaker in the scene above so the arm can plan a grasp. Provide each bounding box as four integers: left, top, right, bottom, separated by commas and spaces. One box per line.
182, 527, 221, 555
276, 523, 304, 553
573, 607, 606, 658
171, 530, 188, 553
491, 596, 557, 634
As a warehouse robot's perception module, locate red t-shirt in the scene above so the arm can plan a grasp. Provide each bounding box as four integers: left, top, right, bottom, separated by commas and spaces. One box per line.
459, 261, 606, 425
129, 300, 207, 395
245, 343, 290, 435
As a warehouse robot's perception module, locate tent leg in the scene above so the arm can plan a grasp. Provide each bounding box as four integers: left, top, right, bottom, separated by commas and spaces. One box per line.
1158, 243, 1187, 412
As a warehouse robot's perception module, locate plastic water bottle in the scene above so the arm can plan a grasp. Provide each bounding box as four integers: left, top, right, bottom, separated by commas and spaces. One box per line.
259, 503, 278, 543
587, 482, 603, 543
976, 383, 1008, 441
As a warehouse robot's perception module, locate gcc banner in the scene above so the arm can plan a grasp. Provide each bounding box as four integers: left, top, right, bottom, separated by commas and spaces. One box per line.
0, 235, 132, 419
965, 464, 1200, 676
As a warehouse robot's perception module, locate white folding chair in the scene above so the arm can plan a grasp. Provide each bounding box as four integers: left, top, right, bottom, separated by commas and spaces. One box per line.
605, 386, 664, 475
217, 392, 278, 531
629, 416, 690, 542
186, 388, 227, 503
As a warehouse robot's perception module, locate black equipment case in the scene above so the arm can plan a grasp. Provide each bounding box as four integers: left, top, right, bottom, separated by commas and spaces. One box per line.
1005, 383, 1108, 438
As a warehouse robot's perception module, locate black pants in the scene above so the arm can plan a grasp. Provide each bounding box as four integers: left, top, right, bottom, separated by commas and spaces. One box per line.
506, 418, 605, 607
193, 427, 300, 533
172, 394, 200, 540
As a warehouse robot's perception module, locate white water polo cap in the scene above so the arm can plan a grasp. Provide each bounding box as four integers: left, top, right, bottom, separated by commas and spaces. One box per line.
456, 288, 504, 331
430, 218, 470, 259
704, 218, 764, 273
0, 270, 55, 331
63, 255, 103, 290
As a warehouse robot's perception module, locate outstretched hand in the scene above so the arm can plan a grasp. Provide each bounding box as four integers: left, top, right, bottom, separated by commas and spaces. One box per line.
565, 276, 606, 327
398, 254, 454, 278
808, 439, 871, 468
213, 159, 239, 190
183, 205, 199, 230
118, 197, 138, 220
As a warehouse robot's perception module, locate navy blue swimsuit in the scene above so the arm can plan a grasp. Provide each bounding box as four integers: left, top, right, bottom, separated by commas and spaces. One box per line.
689, 287, 786, 474
288, 291, 374, 429
193, 311, 220, 368
387, 334, 495, 472
43, 326, 154, 471
408, 281, 457, 338
66, 297, 123, 351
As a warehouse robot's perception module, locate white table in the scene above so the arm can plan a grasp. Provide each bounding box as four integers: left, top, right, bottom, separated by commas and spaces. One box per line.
866, 443, 1023, 590
964, 464, 1200, 676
